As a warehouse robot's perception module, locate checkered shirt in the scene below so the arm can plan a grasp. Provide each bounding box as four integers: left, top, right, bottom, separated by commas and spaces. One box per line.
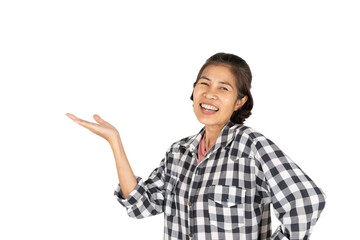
114, 121, 326, 240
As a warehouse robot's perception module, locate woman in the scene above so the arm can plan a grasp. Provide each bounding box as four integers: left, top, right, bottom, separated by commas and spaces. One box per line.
66, 53, 326, 240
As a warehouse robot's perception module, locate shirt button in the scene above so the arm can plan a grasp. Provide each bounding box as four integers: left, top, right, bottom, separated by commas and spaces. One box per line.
188, 202, 192, 207
188, 233, 193, 237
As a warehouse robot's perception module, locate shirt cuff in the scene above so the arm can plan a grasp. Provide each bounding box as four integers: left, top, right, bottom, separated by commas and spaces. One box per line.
272, 226, 289, 240
114, 176, 145, 208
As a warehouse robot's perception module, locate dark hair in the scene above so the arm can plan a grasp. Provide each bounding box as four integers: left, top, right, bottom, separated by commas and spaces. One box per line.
190, 52, 254, 125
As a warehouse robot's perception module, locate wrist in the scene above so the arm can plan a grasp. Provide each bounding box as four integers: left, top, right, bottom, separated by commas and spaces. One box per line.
109, 133, 121, 147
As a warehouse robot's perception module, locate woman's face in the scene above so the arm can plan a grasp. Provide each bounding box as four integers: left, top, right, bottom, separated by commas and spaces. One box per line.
193, 64, 247, 129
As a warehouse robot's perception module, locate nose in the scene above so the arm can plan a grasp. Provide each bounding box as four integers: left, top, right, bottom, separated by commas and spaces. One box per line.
203, 88, 217, 100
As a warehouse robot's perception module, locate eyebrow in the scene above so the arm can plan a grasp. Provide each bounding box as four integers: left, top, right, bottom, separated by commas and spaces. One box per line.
199, 76, 234, 89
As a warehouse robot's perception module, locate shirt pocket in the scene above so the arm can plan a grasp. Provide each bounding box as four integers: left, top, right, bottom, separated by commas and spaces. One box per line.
164, 179, 178, 217
207, 185, 246, 231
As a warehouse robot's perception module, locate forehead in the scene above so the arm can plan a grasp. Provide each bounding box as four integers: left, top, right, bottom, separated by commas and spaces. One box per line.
200, 64, 236, 84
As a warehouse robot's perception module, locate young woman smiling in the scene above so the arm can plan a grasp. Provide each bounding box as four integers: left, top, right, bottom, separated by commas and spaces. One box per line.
66, 53, 326, 240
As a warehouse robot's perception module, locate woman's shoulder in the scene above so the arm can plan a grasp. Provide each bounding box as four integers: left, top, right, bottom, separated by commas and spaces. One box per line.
173, 134, 200, 148
234, 124, 267, 141
166, 128, 205, 153
170, 135, 196, 148
235, 124, 285, 156
233, 124, 277, 151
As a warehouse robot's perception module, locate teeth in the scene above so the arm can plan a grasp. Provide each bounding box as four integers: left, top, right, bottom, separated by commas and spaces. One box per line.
201, 104, 219, 111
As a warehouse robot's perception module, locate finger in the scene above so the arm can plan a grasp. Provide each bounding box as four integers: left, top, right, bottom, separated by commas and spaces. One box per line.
93, 114, 106, 124
74, 118, 98, 131
66, 113, 81, 122
66, 113, 98, 129
66, 113, 75, 119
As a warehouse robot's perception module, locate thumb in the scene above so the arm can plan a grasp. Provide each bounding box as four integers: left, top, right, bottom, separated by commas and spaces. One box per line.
93, 114, 106, 124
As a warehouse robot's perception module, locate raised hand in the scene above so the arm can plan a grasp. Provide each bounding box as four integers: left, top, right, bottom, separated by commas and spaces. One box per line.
65, 113, 120, 144
66, 112, 137, 197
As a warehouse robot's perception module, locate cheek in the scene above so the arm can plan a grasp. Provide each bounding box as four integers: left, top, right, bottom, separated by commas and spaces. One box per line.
222, 95, 232, 104
193, 87, 202, 102
222, 95, 237, 110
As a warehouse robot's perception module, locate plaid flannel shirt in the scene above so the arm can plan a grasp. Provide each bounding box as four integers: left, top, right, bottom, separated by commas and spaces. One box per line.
114, 121, 326, 240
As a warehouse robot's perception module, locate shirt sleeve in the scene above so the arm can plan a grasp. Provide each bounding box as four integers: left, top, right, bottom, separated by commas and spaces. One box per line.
114, 153, 169, 219
253, 135, 326, 240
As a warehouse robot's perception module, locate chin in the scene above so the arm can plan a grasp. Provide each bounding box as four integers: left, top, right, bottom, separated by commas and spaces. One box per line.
195, 115, 220, 126
194, 109, 227, 127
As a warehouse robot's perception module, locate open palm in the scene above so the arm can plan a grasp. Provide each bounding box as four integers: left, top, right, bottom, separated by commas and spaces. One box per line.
66, 113, 119, 144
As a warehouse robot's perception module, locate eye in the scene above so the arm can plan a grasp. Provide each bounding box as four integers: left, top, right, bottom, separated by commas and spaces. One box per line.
220, 87, 228, 91
200, 82, 209, 86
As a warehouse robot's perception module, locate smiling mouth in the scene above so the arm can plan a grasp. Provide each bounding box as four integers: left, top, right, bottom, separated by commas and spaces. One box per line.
200, 103, 219, 112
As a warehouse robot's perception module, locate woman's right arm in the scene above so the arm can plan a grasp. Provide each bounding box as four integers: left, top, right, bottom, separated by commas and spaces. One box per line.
109, 135, 137, 198
65, 113, 137, 198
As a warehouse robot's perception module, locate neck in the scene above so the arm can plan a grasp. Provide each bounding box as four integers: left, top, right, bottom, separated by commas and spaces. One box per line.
204, 124, 225, 152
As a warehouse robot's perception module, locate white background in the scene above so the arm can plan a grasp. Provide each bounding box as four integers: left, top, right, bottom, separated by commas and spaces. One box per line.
1, 1, 359, 239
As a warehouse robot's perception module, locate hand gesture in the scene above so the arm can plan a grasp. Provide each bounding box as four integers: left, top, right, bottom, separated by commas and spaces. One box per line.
66, 113, 120, 144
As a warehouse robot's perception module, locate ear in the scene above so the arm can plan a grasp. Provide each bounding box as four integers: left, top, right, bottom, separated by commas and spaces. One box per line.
234, 96, 248, 111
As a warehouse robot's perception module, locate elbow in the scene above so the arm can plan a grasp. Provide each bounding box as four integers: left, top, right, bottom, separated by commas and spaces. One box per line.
316, 187, 327, 212
306, 187, 326, 222
126, 205, 162, 219
127, 210, 146, 219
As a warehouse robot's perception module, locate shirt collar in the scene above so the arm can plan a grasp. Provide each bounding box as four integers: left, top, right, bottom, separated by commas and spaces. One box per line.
180, 121, 241, 154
